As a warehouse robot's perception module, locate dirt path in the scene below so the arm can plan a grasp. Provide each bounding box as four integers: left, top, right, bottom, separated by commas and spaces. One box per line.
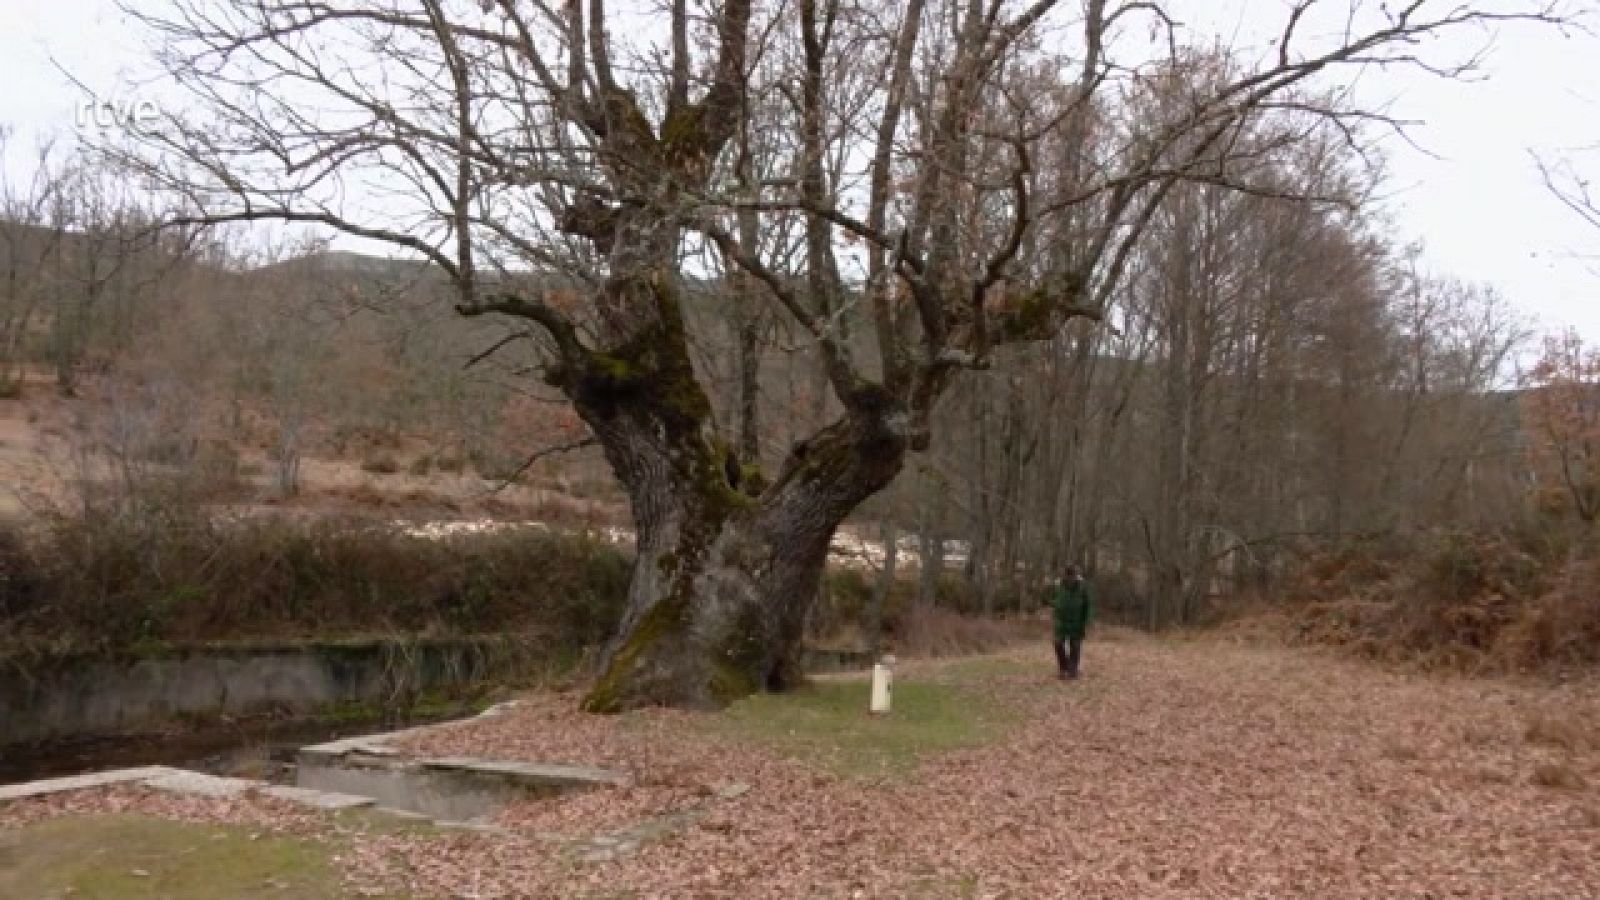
5, 634, 1599, 898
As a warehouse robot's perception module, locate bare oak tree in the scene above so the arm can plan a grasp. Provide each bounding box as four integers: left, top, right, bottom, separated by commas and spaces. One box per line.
111, 0, 1562, 710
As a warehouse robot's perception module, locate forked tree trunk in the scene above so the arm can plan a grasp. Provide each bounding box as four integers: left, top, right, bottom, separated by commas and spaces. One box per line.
580, 403, 907, 712
562, 275, 907, 711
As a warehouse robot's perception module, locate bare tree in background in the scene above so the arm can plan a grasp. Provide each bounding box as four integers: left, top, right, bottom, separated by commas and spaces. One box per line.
916, 124, 1528, 628
0, 132, 69, 390
0, 134, 198, 397
1523, 330, 1600, 525
107, 0, 1563, 710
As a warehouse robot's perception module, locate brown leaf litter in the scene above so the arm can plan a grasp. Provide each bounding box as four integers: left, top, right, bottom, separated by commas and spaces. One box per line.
5, 637, 1598, 898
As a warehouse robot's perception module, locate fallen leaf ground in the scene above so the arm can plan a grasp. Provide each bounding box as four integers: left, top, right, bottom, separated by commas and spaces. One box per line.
5, 632, 1599, 898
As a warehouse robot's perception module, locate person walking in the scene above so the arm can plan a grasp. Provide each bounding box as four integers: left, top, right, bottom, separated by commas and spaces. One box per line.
1046, 565, 1093, 680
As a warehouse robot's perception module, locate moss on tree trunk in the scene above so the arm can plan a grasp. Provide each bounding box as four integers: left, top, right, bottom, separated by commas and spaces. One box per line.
577, 392, 907, 712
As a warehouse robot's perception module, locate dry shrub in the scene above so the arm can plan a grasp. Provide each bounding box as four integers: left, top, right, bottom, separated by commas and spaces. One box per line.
192, 439, 243, 488
468, 446, 527, 484
1286, 539, 1405, 606
1090, 624, 1139, 643
0, 508, 630, 656
1492, 556, 1600, 672
0, 526, 39, 626
360, 452, 401, 474
893, 606, 1040, 658
319, 483, 464, 515
1283, 529, 1600, 676
806, 568, 1038, 659
517, 491, 616, 529
1211, 606, 1298, 646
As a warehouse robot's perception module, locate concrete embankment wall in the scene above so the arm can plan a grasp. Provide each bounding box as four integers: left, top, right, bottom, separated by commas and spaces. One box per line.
0, 638, 522, 746
0, 639, 878, 747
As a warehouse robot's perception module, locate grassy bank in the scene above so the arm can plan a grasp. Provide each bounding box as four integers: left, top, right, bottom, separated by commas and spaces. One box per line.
711, 661, 1024, 778
0, 809, 433, 900
0, 814, 351, 899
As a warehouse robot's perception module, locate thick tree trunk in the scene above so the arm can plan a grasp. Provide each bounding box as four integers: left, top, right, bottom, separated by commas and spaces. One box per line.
573, 337, 908, 710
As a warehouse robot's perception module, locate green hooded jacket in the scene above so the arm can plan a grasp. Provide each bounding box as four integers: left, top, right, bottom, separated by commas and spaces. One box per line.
1048, 579, 1093, 640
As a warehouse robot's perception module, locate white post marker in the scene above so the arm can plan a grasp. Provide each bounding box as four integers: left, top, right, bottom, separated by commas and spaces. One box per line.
869, 654, 896, 714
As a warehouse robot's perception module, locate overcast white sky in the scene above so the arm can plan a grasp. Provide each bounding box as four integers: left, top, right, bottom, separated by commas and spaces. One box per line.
2, 1, 1597, 341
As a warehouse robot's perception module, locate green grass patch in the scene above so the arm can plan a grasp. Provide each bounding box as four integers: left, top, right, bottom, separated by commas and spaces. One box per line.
712, 670, 1014, 778
0, 814, 390, 899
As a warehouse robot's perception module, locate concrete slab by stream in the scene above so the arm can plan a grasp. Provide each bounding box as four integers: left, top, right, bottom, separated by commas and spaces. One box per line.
292, 710, 630, 822
1, 699, 630, 831
0, 764, 375, 812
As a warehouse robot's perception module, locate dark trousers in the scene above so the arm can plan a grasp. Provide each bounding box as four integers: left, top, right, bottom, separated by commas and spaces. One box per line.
1053, 636, 1083, 676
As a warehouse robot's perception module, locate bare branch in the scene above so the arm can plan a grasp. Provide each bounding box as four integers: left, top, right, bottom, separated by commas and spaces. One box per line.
482, 435, 599, 494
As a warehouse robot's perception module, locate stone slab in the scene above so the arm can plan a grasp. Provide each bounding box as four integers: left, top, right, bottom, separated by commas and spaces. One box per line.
139, 770, 259, 798
297, 700, 524, 768
297, 735, 405, 764
420, 757, 630, 788
262, 784, 377, 810
0, 766, 174, 802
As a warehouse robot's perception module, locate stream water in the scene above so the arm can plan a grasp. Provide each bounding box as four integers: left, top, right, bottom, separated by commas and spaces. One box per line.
0, 710, 471, 786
